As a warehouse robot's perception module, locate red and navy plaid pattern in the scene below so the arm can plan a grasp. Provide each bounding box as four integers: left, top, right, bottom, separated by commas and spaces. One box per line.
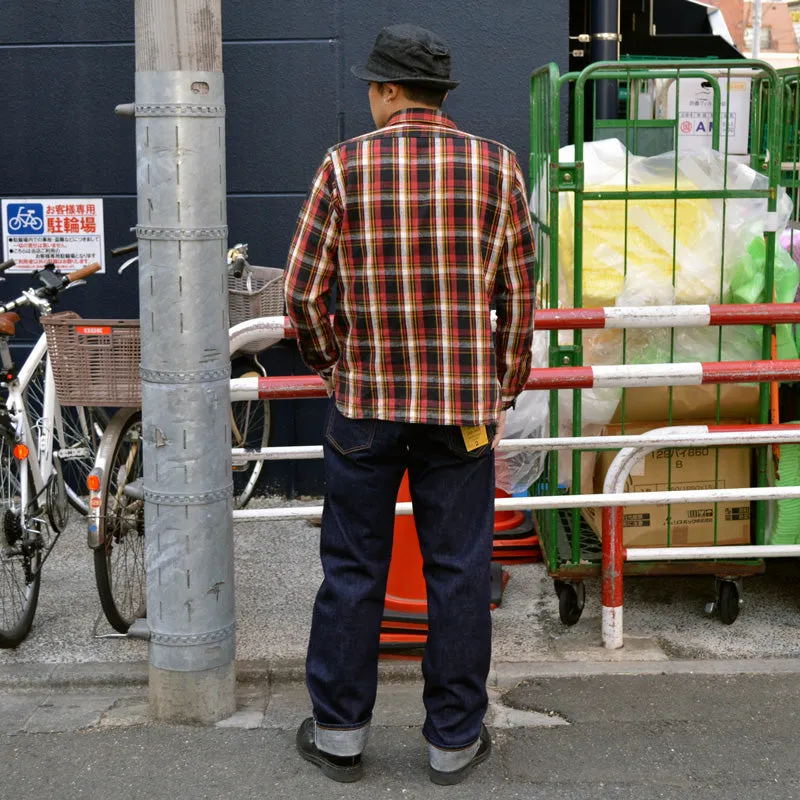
285, 108, 536, 426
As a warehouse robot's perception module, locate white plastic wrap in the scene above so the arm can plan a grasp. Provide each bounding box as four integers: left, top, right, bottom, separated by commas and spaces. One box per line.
558, 140, 793, 308
495, 331, 549, 495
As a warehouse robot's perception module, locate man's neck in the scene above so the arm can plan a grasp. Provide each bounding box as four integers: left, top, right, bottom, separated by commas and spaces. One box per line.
388, 101, 440, 118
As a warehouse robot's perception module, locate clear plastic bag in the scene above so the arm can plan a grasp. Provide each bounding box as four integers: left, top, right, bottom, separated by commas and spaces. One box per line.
496, 331, 549, 494
557, 140, 793, 308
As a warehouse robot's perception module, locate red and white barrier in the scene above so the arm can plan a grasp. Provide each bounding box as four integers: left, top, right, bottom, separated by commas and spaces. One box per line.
226, 310, 800, 649
598, 424, 800, 650
232, 425, 800, 462
229, 302, 800, 356
229, 359, 800, 401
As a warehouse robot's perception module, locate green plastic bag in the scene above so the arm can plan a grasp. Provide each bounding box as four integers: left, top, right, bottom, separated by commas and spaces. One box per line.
729, 237, 799, 361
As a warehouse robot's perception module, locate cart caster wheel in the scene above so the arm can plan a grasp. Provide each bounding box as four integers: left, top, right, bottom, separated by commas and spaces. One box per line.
718, 581, 742, 625
557, 581, 585, 626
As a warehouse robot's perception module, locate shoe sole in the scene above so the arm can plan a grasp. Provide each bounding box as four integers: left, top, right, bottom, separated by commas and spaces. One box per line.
298, 747, 364, 783
428, 743, 491, 786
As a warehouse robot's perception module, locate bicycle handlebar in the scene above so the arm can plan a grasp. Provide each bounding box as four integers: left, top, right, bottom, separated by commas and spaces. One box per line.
0, 262, 100, 314
0, 259, 15, 272
67, 262, 101, 283
110, 243, 138, 257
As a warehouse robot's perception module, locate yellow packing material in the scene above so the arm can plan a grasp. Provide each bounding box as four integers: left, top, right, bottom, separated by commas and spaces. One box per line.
559, 181, 717, 308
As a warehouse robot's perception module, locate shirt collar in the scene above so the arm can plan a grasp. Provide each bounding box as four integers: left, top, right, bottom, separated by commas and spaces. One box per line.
385, 108, 458, 130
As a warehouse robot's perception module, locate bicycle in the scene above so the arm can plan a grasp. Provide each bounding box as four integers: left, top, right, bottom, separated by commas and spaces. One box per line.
0, 260, 104, 647
87, 244, 280, 633
8, 207, 43, 233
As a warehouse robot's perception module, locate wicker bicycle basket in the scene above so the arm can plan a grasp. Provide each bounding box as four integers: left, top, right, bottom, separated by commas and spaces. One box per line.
42, 267, 283, 405
42, 312, 141, 407
228, 265, 284, 353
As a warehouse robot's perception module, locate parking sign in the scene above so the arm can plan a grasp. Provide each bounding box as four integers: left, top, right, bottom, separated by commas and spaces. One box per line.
1, 198, 105, 273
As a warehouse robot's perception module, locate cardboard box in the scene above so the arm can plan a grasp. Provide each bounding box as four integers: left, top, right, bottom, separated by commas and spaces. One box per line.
582, 421, 752, 548
655, 76, 752, 155
611, 385, 762, 424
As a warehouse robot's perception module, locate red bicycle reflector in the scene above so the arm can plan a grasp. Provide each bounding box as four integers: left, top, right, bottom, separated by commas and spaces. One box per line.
13, 443, 29, 460
87, 474, 101, 492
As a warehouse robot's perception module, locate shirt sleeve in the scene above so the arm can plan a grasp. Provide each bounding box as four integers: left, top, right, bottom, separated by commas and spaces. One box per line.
284, 153, 341, 374
495, 157, 537, 411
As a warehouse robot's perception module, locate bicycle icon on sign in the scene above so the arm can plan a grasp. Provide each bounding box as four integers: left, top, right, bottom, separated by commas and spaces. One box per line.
7, 203, 44, 234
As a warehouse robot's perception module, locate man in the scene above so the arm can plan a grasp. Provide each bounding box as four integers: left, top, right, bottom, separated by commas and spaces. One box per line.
285, 23, 536, 785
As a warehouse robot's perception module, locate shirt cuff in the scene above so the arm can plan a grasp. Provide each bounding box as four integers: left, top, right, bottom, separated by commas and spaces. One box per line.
500, 394, 517, 412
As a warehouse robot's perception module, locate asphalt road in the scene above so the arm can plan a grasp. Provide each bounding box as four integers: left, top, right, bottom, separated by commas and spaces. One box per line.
3, 670, 800, 799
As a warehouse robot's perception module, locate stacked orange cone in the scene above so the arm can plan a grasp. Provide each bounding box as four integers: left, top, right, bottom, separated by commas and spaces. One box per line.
379, 475, 541, 659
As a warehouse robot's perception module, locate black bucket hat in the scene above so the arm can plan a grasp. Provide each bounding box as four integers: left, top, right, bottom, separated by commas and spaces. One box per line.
351, 24, 459, 90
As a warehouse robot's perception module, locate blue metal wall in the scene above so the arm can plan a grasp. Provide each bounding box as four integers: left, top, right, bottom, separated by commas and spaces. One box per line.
0, 1, 567, 495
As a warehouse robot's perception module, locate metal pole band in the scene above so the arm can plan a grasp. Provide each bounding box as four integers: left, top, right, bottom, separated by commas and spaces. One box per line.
144, 485, 234, 505
134, 225, 228, 241
149, 622, 235, 672
135, 103, 225, 117
149, 623, 235, 647
592, 32, 621, 41
140, 366, 231, 384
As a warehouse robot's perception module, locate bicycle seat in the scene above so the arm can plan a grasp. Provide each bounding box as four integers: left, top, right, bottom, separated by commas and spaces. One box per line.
0, 312, 20, 336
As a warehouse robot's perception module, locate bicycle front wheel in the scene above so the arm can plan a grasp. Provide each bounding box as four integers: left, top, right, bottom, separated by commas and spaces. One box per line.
93, 409, 145, 633
231, 359, 271, 508
22, 360, 106, 515
58, 406, 108, 514
0, 431, 41, 648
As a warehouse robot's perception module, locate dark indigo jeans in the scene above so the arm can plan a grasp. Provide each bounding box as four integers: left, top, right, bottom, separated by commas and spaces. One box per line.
306, 398, 495, 752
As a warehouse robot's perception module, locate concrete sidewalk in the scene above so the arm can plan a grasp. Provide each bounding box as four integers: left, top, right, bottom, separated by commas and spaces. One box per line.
1, 497, 800, 677
3, 667, 800, 799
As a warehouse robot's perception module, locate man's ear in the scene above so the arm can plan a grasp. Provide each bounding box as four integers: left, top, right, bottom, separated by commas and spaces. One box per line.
382, 82, 401, 102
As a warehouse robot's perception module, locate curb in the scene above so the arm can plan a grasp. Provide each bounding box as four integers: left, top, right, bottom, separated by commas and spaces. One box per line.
3, 656, 800, 691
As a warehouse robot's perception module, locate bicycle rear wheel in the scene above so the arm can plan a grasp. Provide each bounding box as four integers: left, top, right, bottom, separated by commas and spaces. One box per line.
0, 431, 41, 648
93, 410, 145, 633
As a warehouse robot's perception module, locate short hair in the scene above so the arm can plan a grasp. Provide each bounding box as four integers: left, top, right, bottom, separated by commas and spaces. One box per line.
399, 83, 447, 108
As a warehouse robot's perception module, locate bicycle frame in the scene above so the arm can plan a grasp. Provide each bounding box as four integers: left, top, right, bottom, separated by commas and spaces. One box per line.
1, 333, 60, 522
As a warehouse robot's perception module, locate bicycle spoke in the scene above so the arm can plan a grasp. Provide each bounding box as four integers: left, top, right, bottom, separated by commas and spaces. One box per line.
23, 360, 106, 514
0, 434, 39, 646
95, 414, 145, 632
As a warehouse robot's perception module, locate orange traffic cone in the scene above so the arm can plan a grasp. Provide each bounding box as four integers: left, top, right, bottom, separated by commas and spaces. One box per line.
380, 473, 511, 658
384, 473, 426, 617
492, 488, 541, 565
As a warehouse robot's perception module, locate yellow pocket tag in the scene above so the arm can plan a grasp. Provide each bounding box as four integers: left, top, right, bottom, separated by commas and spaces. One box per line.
461, 425, 489, 452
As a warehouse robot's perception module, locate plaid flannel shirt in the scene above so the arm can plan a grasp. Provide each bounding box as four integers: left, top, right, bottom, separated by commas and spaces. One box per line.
285, 108, 536, 426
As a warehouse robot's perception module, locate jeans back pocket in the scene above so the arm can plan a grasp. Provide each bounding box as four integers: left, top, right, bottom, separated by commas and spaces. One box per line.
325, 404, 377, 455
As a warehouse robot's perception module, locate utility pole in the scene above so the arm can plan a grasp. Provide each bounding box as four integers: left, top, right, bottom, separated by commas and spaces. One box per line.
134, 0, 235, 723
752, 0, 763, 59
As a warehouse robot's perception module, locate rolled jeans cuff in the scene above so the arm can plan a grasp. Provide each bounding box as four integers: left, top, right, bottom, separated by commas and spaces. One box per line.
315, 719, 371, 757
427, 738, 481, 772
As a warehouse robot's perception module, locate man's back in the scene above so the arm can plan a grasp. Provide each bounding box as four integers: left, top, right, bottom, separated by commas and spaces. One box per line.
286, 107, 536, 426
